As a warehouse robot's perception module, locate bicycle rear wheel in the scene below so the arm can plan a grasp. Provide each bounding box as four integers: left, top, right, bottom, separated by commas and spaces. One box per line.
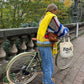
6, 51, 40, 84
55, 51, 74, 70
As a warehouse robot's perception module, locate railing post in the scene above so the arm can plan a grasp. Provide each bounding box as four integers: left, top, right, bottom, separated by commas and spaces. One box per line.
9, 37, 18, 56
0, 39, 6, 58
28, 38, 34, 51
20, 35, 27, 52
0, 38, 6, 65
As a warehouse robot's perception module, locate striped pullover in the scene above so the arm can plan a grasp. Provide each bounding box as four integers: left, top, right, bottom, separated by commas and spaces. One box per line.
37, 16, 69, 46
47, 17, 69, 37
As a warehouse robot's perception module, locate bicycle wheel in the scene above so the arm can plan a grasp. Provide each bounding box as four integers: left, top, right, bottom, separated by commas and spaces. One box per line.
55, 51, 74, 70
6, 51, 40, 84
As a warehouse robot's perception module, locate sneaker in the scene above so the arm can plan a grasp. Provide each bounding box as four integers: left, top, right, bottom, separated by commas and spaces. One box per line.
41, 82, 45, 84
52, 78, 55, 83
41, 78, 55, 84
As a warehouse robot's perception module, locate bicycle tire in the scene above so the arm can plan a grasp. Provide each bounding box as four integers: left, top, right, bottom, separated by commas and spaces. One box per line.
6, 51, 39, 84
55, 51, 74, 70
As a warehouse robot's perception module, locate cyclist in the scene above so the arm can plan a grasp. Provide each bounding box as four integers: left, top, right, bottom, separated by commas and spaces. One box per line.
37, 3, 69, 84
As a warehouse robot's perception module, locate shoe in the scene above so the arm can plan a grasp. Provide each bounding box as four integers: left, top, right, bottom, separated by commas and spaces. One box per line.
41, 78, 55, 84
52, 78, 55, 83
41, 82, 45, 84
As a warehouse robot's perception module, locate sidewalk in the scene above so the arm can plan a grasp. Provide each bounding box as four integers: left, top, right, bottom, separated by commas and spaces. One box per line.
1, 34, 84, 84
53, 34, 84, 84
29, 34, 84, 84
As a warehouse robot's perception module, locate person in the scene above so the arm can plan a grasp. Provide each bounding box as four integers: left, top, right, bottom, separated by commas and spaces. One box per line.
37, 3, 69, 84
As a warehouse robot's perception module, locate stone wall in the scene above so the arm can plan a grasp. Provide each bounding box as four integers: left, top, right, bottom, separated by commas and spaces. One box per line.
0, 22, 84, 80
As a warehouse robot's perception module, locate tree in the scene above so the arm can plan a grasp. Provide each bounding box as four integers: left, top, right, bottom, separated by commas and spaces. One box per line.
64, 0, 73, 7
0, 0, 71, 28
0, 0, 5, 28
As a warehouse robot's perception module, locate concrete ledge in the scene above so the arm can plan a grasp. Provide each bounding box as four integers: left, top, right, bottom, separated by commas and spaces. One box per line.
0, 30, 4, 38
0, 22, 84, 38
65, 22, 84, 30
0, 27, 38, 38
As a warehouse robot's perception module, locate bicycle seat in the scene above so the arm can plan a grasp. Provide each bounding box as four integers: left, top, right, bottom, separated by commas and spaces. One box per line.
32, 38, 37, 41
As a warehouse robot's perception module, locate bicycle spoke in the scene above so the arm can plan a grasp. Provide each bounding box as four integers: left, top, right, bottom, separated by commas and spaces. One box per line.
7, 52, 40, 84
56, 52, 73, 69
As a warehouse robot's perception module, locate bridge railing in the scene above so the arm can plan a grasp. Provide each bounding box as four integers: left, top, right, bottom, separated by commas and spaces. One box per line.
0, 22, 84, 61
0, 22, 84, 79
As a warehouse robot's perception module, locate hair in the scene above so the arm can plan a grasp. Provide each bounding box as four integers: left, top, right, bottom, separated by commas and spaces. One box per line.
40, 3, 58, 21
46, 3, 58, 12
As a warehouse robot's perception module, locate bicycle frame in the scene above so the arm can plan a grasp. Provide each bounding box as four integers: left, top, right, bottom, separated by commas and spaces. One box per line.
26, 50, 42, 72
6, 38, 73, 84
6, 52, 36, 71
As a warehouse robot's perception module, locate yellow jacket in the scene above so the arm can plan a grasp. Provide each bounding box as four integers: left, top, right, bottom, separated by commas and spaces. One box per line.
37, 12, 57, 42
37, 12, 57, 56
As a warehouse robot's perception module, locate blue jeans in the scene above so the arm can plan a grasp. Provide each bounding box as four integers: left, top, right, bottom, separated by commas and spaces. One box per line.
38, 47, 54, 84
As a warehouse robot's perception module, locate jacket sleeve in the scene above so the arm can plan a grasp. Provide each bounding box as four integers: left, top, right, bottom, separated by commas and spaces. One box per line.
53, 17, 69, 37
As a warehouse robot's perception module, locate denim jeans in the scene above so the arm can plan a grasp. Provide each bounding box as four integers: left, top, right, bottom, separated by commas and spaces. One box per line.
38, 47, 54, 84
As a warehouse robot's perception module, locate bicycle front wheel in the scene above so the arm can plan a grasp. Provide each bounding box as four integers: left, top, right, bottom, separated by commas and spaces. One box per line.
55, 51, 74, 70
6, 52, 39, 84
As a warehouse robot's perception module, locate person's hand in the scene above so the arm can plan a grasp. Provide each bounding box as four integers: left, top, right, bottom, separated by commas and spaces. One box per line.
67, 33, 69, 37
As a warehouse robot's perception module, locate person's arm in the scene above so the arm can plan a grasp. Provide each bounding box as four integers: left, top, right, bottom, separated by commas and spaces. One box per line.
53, 17, 69, 37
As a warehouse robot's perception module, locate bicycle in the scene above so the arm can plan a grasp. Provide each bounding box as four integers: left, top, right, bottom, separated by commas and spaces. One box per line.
6, 38, 73, 84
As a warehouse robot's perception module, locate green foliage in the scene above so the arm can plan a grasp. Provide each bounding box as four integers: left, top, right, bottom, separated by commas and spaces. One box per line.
3, 73, 15, 83
3, 39, 21, 60
3, 76, 9, 83
55, 1, 72, 24
0, 0, 72, 28
3, 40, 10, 60
22, 1, 47, 24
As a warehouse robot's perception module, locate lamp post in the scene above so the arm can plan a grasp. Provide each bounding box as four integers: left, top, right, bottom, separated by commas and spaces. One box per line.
72, 0, 79, 37
72, 0, 78, 23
